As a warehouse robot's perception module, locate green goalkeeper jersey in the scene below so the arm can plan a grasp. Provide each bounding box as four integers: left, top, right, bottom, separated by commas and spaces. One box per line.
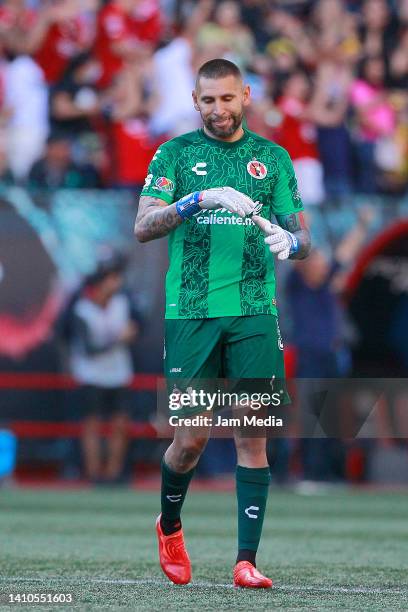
142, 127, 303, 319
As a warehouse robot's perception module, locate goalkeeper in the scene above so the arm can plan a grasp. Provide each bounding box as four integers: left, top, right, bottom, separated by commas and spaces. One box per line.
135, 59, 311, 589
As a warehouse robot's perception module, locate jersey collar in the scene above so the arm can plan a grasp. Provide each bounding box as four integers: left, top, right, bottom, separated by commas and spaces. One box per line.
198, 127, 250, 148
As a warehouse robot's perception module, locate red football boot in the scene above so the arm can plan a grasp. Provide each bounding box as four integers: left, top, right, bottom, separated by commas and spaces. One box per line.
156, 515, 191, 585
233, 561, 273, 588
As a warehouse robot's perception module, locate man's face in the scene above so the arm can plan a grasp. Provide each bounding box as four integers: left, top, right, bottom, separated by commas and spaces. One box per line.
99, 272, 123, 299
193, 75, 250, 139
47, 140, 71, 167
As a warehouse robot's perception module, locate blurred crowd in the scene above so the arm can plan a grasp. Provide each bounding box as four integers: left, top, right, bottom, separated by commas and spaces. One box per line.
0, 0, 407, 196
1, 0, 407, 487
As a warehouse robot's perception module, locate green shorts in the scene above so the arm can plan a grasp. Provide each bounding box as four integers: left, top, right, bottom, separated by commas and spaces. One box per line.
164, 314, 288, 415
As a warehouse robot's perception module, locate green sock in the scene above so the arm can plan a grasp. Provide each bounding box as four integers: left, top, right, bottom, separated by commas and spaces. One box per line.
160, 459, 195, 533
236, 465, 270, 558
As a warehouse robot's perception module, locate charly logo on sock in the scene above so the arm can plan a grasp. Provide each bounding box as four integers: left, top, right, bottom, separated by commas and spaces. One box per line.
245, 505, 259, 519
166, 494, 182, 502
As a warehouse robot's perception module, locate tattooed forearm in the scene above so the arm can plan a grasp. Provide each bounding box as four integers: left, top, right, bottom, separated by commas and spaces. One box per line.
276, 212, 311, 259
276, 212, 300, 233
134, 196, 183, 242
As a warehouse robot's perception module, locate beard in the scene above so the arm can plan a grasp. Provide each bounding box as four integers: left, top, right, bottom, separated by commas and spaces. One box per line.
202, 110, 243, 138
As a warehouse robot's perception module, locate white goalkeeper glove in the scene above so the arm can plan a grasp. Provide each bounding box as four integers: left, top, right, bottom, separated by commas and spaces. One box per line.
174, 187, 262, 219
200, 187, 260, 217
253, 215, 298, 260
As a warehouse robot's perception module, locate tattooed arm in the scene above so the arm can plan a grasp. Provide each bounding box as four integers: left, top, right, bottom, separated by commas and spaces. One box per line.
135, 187, 260, 242
275, 211, 311, 260
253, 211, 311, 261
134, 196, 183, 243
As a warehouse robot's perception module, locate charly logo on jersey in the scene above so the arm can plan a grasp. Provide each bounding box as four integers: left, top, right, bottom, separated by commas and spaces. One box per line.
154, 176, 174, 192
247, 159, 267, 180
192, 162, 207, 175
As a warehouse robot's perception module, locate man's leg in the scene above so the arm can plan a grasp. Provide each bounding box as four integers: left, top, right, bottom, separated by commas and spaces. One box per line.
80, 386, 103, 481
157, 422, 211, 585
81, 414, 102, 480
105, 412, 129, 481
160, 317, 221, 582
233, 432, 270, 566
105, 389, 131, 481
232, 430, 272, 588
224, 315, 284, 588
160, 423, 210, 534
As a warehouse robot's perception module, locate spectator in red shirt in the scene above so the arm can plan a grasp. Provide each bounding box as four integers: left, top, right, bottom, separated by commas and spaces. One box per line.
101, 56, 161, 189
130, 0, 161, 44
275, 70, 325, 205
0, 0, 36, 53
23, 0, 90, 85
110, 117, 160, 189
93, 0, 161, 89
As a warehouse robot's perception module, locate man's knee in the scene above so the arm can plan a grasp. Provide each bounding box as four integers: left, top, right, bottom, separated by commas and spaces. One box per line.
111, 412, 129, 433
235, 435, 266, 463
234, 435, 266, 458
170, 436, 208, 471
83, 415, 100, 435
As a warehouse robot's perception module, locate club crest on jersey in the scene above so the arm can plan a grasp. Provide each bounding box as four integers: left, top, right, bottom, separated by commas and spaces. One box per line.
247, 160, 267, 180
154, 176, 174, 192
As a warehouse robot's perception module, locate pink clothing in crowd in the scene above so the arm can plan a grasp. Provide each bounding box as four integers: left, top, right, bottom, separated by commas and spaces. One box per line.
350, 80, 395, 140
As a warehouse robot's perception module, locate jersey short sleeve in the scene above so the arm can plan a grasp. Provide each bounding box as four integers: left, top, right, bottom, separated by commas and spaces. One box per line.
141, 141, 178, 204
270, 146, 304, 216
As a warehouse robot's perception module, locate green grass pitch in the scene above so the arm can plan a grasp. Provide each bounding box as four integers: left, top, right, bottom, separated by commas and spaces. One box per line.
0, 488, 407, 610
